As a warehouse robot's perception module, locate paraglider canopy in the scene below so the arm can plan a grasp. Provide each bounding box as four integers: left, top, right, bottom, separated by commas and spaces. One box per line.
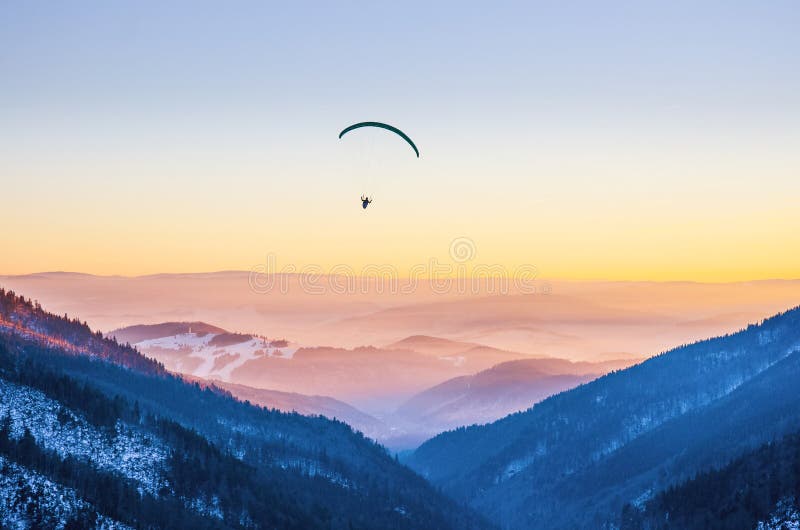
339, 122, 420, 158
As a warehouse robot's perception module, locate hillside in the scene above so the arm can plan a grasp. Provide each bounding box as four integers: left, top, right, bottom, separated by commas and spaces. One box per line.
392, 357, 629, 436
109, 322, 296, 382
0, 289, 163, 375
109, 321, 228, 344
0, 287, 489, 529
621, 430, 800, 529
112, 322, 530, 412
387, 336, 491, 357
114, 322, 632, 448
187, 377, 392, 442
408, 305, 800, 529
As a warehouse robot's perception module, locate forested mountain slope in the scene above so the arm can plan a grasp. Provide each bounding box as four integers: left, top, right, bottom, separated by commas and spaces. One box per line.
409, 305, 800, 529
621, 430, 800, 529
0, 288, 488, 529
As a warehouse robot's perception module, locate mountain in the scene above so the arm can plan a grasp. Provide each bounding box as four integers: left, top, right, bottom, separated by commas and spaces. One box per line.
109, 322, 294, 382
320, 293, 665, 360
112, 323, 399, 443
0, 291, 162, 375
387, 335, 490, 357
113, 324, 530, 413
0, 287, 489, 529
113, 324, 632, 448
187, 377, 391, 442
109, 321, 228, 344
393, 357, 633, 438
408, 305, 800, 529
6, 272, 800, 362
387, 336, 547, 368
621, 430, 800, 529
229, 345, 521, 413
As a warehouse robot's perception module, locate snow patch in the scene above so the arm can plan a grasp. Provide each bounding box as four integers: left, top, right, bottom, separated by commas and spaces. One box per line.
0, 379, 168, 494
136, 332, 297, 380
757, 498, 800, 530
0, 455, 131, 530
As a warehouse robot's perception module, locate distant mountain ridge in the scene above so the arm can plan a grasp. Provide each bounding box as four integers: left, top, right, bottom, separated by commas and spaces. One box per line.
409, 305, 800, 529
392, 357, 634, 439
111, 321, 633, 449
6, 272, 799, 363
109, 321, 228, 344
112, 322, 396, 439
387, 335, 490, 356
114, 324, 534, 412
185, 377, 392, 442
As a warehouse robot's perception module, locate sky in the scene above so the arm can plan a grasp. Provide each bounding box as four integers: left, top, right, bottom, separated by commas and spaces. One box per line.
1, 1, 798, 281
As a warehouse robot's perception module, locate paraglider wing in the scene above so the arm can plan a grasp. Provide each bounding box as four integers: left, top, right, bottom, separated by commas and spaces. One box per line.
338, 122, 420, 158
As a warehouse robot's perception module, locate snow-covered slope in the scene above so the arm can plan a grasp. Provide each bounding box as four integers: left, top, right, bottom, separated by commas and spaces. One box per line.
0, 379, 167, 494
758, 499, 800, 530
135, 331, 296, 379
0, 455, 131, 530
111, 323, 296, 381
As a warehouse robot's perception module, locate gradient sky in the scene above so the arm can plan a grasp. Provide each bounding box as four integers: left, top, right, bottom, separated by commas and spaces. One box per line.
1, 1, 798, 280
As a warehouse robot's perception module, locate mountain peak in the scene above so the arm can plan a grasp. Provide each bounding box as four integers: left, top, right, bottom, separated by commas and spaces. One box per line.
109, 321, 229, 344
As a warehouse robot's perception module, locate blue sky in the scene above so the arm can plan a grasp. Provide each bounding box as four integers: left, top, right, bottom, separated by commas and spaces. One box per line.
1, 1, 798, 278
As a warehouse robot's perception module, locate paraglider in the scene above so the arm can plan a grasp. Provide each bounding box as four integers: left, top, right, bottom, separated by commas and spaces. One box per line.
339, 122, 420, 158
339, 122, 419, 209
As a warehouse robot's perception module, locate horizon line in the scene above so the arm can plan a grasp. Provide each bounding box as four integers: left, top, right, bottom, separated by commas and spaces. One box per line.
2, 270, 800, 285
